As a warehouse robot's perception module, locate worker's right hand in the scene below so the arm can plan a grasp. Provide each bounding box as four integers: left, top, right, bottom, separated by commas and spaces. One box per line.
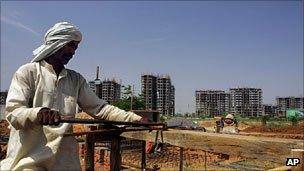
37, 107, 61, 125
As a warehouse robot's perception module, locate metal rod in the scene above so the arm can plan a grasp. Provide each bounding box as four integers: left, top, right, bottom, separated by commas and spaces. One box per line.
63, 127, 165, 137
64, 129, 122, 137
61, 118, 166, 127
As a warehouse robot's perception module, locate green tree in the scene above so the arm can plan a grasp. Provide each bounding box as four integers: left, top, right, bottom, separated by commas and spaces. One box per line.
112, 85, 145, 111
261, 115, 269, 127
290, 116, 298, 126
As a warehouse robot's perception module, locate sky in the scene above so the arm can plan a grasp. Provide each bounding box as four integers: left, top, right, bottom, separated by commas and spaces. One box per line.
0, 1, 303, 113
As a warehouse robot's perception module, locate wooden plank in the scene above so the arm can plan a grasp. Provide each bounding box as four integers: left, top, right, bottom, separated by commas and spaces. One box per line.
110, 137, 122, 171
267, 165, 293, 171
291, 149, 304, 171
141, 140, 146, 170
122, 129, 303, 163
179, 147, 184, 171
85, 135, 95, 171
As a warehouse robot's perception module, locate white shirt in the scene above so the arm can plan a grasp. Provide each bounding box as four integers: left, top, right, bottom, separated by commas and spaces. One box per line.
0, 60, 141, 170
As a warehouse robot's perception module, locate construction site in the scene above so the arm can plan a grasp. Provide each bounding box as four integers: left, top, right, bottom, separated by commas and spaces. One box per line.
1, 111, 303, 171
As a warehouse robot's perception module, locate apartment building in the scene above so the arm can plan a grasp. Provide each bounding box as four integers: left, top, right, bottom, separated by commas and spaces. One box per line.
195, 90, 230, 117
101, 79, 121, 104
141, 74, 157, 110
88, 66, 121, 104
276, 97, 304, 117
170, 85, 175, 115
230, 88, 263, 117
157, 75, 174, 116
141, 74, 175, 116
89, 66, 102, 98
0, 91, 8, 119
263, 104, 277, 117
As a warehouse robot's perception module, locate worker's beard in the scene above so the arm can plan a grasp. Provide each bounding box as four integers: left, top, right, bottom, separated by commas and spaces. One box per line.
61, 53, 73, 65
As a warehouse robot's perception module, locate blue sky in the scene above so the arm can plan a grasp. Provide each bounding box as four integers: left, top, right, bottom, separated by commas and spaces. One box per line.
1, 1, 303, 113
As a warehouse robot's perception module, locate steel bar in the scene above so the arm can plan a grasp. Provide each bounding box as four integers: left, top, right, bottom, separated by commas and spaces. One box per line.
63, 129, 123, 137
63, 127, 165, 137
61, 118, 166, 127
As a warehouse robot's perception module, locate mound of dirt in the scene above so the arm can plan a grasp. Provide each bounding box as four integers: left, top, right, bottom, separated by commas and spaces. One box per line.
242, 122, 304, 134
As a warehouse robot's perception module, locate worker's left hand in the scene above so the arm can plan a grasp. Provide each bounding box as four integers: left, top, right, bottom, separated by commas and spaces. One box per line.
138, 117, 149, 124
37, 108, 61, 126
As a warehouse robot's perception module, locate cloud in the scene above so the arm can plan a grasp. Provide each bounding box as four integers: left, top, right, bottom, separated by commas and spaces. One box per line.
1, 15, 40, 37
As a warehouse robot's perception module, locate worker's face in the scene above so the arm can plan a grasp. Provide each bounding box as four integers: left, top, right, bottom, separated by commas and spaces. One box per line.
56, 41, 79, 65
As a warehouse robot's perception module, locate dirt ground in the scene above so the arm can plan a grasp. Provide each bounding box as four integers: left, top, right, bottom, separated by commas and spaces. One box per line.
1, 117, 303, 170
78, 143, 244, 171
198, 118, 304, 137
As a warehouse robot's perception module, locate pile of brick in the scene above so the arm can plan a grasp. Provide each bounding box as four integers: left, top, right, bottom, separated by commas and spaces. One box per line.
76, 134, 244, 170
0, 120, 9, 136
0, 120, 9, 159
79, 143, 111, 170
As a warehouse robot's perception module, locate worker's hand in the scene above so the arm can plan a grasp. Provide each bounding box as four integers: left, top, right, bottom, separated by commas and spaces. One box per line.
137, 118, 163, 132
138, 117, 149, 124
37, 107, 61, 125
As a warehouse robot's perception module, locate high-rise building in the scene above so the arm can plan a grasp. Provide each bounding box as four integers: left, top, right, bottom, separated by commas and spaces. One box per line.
141, 74, 175, 116
0, 91, 8, 119
263, 104, 277, 117
157, 75, 174, 116
0, 91, 7, 105
230, 88, 263, 117
101, 79, 121, 104
195, 90, 230, 117
276, 97, 304, 117
89, 66, 102, 98
170, 85, 175, 115
141, 74, 157, 110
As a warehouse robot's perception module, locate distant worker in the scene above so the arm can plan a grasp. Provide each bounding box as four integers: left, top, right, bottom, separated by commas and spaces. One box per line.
224, 114, 239, 133
1, 22, 146, 170
215, 114, 239, 133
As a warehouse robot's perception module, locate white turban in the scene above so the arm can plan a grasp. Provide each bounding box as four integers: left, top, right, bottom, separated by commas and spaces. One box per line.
31, 22, 82, 62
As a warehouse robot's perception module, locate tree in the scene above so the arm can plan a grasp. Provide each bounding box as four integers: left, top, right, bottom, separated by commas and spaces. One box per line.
261, 115, 269, 127
112, 85, 145, 111
290, 116, 298, 126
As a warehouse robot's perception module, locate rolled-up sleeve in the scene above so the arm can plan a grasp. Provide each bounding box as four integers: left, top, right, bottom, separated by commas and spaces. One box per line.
6, 69, 42, 130
77, 76, 142, 122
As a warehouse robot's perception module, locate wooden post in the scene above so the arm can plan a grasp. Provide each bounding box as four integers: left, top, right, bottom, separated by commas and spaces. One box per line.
142, 140, 146, 170
110, 137, 122, 171
291, 149, 304, 171
99, 148, 105, 163
85, 135, 95, 171
179, 147, 184, 171
204, 151, 207, 171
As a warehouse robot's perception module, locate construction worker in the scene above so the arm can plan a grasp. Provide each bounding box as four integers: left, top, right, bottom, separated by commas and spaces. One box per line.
215, 114, 239, 133
1, 22, 145, 170
224, 114, 239, 133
